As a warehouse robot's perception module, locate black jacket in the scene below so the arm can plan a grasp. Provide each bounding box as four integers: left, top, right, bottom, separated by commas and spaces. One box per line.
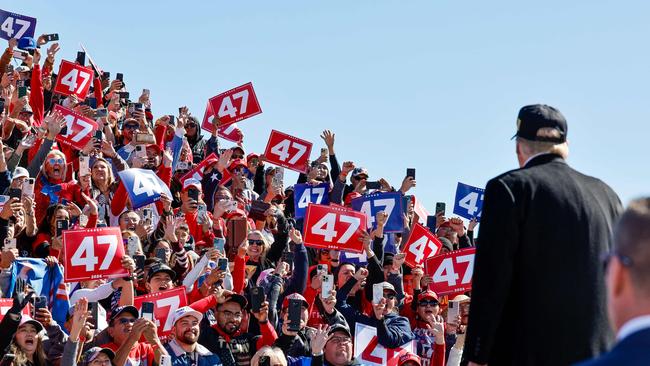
464, 154, 622, 366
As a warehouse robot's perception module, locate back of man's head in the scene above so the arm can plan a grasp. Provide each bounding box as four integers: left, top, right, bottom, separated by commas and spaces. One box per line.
614, 197, 650, 296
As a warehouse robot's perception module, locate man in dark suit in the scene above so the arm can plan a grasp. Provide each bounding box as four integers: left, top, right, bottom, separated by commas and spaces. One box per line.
575, 198, 650, 365
463, 104, 623, 366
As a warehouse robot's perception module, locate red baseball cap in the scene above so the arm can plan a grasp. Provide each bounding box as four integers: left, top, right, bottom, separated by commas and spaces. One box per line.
282, 293, 309, 309
398, 351, 421, 366
418, 290, 439, 302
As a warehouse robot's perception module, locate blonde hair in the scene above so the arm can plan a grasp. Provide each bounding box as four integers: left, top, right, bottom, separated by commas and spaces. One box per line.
251, 346, 287, 366
9, 333, 46, 366
517, 128, 569, 159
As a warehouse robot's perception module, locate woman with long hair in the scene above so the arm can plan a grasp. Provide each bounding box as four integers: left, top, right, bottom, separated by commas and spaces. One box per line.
7, 316, 48, 366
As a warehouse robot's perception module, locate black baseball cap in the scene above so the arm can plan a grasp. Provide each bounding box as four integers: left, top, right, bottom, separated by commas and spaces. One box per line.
512, 104, 567, 143
147, 263, 177, 282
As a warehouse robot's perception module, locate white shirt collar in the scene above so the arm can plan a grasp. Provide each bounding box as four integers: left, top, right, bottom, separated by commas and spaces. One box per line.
168, 338, 214, 357
617, 315, 650, 341
523, 152, 549, 167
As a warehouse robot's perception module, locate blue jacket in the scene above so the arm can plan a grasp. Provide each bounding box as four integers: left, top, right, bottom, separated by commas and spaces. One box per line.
574, 327, 650, 366
164, 339, 222, 366
336, 276, 415, 348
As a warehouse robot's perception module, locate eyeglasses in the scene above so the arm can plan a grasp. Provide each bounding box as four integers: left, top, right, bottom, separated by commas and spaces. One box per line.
384, 294, 396, 300
601, 251, 634, 271
48, 158, 65, 165
248, 239, 264, 246
118, 318, 136, 325
419, 300, 439, 307
219, 310, 243, 319
329, 336, 352, 344
123, 124, 139, 130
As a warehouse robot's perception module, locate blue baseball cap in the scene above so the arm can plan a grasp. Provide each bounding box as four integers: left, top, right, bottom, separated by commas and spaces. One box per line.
18, 37, 37, 50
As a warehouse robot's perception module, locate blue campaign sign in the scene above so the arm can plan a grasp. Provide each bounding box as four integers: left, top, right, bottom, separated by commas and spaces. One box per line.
118, 169, 172, 210
293, 183, 329, 219
340, 251, 368, 266
453, 182, 485, 221
0, 9, 37, 41
351, 192, 403, 233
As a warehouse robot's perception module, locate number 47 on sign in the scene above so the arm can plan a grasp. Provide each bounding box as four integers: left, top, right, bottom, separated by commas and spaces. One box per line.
453, 182, 484, 221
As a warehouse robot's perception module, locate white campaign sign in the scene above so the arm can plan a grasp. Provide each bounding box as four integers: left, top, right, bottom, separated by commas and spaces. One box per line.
353, 323, 416, 366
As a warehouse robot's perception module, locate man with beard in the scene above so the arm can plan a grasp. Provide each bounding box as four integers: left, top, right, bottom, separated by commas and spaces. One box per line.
164, 306, 222, 365
198, 290, 278, 366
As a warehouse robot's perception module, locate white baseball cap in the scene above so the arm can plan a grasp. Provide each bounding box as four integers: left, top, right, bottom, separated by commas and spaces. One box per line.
171, 306, 203, 326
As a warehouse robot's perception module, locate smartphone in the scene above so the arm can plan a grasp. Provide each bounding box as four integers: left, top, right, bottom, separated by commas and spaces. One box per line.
317, 264, 328, 275
43, 33, 60, 42
168, 115, 175, 125
217, 258, 228, 271
187, 188, 199, 202
94, 130, 103, 142
118, 91, 129, 99
435, 202, 446, 216
116, 73, 124, 82
12, 50, 27, 60
142, 208, 153, 225
101, 71, 110, 80
134, 102, 144, 112
447, 300, 460, 324
127, 236, 139, 257
4, 238, 16, 250
134, 254, 146, 271
250, 286, 265, 313
178, 107, 183, 115
321, 274, 334, 299
134, 132, 155, 144
22, 178, 35, 198
18, 86, 28, 98
366, 181, 381, 190
141, 302, 154, 321
76, 51, 86, 66
95, 108, 108, 118
86, 96, 97, 109
287, 298, 302, 332
226, 218, 247, 259
213, 237, 225, 252
155, 248, 167, 261
402, 195, 412, 213
426, 215, 437, 231
160, 355, 172, 366
88, 301, 99, 328
272, 167, 284, 188
197, 203, 207, 223
0, 98, 4, 112
373, 283, 384, 305
78, 155, 91, 176
34, 296, 47, 317
135, 145, 146, 158
406, 168, 416, 180
8, 188, 21, 200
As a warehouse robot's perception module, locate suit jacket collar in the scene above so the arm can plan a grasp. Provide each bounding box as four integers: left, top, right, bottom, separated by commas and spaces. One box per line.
611, 327, 650, 353
523, 153, 566, 169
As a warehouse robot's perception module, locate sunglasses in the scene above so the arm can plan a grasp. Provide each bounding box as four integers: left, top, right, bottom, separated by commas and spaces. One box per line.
248, 239, 264, 246
48, 158, 64, 165
419, 300, 439, 307
185, 123, 197, 128
384, 293, 397, 300
118, 318, 136, 325
123, 124, 139, 130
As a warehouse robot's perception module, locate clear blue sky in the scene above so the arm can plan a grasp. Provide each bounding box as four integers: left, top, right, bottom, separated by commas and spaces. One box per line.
5, 1, 649, 222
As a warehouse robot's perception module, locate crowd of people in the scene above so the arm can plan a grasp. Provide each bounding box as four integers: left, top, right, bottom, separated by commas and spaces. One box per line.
0, 24, 476, 366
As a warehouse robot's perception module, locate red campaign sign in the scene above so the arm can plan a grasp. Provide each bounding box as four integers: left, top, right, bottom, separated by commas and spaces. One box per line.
179, 153, 232, 186
353, 323, 416, 366
411, 195, 429, 225
403, 222, 442, 268
63, 227, 128, 282
53, 104, 100, 150
0, 299, 31, 323
53, 60, 94, 100
207, 82, 262, 129
424, 248, 476, 296
134, 287, 188, 337
303, 204, 367, 254
263, 130, 312, 173
201, 101, 244, 142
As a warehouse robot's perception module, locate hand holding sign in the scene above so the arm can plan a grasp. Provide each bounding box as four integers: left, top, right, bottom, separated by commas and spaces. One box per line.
424, 248, 476, 296
403, 223, 442, 267
0, 9, 37, 40
133, 287, 188, 337
53, 105, 99, 150
63, 227, 128, 282
205, 82, 262, 129
54, 60, 93, 100
118, 169, 173, 210
293, 183, 330, 219
351, 192, 403, 233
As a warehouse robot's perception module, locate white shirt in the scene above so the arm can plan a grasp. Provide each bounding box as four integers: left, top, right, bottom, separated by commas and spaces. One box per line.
616, 315, 650, 341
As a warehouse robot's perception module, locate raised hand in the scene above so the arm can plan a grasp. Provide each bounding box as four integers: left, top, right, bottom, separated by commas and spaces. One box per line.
251, 301, 270, 323
320, 130, 335, 152
310, 324, 330, 355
